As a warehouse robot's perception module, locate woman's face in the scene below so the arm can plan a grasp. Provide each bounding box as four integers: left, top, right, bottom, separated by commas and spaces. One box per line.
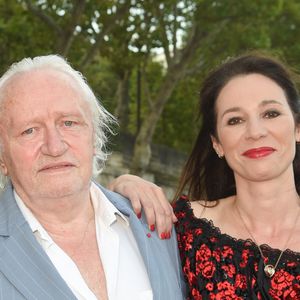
212, 73, 300, 182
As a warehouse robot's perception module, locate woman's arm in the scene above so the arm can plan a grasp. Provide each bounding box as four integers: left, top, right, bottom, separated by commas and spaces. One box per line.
108, 174, 177, 239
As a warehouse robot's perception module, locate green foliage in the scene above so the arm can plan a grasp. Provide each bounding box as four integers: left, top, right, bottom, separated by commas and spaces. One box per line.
0, 1, 54, 74
84, 56, 119, 113
1, 0, 300, 154
153, 75, 200, 153
127, 59, 165, 136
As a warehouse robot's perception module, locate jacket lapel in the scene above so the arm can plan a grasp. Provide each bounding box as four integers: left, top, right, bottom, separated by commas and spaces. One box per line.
99, 186, 183, 299
0, 184, 76, 299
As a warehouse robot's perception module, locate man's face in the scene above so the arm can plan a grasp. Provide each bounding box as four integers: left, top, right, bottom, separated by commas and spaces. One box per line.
0, 69, 95, 201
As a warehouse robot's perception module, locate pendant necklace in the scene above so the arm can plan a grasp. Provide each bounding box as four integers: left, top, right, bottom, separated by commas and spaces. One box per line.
235, 203, 300, 278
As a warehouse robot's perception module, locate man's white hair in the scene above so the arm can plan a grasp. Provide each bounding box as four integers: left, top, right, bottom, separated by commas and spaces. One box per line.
0, 55, 117, 188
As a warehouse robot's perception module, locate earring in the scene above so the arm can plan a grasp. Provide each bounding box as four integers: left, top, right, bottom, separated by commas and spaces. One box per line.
216, 151, 224, 159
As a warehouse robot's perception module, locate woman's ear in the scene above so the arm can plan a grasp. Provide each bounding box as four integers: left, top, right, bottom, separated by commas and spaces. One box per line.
210, 135, 224, 158
295, 123, 300, 143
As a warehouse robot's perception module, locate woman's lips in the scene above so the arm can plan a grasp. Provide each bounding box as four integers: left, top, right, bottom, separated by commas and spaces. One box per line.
242, 147, 275, 158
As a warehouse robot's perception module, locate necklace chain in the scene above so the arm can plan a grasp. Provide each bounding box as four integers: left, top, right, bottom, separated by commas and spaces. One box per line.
235, 202, 300, 278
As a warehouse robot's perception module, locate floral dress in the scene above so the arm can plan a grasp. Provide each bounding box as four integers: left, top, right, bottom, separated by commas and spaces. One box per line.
173, 196, 300, 300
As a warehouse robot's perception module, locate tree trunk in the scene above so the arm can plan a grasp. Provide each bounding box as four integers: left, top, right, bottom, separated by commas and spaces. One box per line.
114, 70, 131, 132
130, 61, 190, 175
129, 16, 211, 175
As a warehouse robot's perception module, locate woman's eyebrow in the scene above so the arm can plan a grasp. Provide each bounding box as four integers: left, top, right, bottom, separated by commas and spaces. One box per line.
221, 99, 284, 118
259, 99, 284, 107
221, 107, 241, 118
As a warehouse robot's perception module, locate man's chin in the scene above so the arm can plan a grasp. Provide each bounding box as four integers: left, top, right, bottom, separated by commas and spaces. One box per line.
37, 179, 88, 199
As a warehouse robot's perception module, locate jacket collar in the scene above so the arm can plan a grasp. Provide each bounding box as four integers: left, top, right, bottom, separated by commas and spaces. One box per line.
0, 182, 77, 299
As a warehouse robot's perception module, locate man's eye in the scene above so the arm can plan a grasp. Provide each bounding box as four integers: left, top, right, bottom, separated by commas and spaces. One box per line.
22, 128, 34, 135
227, 117, 243, 125
64, 121, 73, 127
264, 110, 280, 119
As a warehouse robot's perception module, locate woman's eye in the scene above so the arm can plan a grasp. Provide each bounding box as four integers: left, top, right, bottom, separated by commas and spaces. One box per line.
22, 128, 34, 135
227, 117, 243, 125
264, 110, 280, 119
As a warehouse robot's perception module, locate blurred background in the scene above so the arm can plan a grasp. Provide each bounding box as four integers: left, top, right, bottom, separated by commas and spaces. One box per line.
1, 0, 300, 198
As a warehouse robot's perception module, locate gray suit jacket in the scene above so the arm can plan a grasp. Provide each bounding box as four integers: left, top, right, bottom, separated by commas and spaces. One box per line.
0, 183, 186, 299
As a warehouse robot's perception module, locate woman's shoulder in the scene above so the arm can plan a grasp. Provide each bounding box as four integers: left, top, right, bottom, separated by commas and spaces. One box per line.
172, 195, 193, 219
177, 195, 235, 220
173, 195, 235, 227
174, 195, 240, 240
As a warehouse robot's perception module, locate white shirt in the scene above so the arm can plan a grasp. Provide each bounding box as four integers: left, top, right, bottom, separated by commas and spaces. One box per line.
15, 182, 153, 300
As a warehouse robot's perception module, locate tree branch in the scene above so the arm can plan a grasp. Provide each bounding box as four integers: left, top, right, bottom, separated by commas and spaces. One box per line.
24, 0, 62, 35
141, 64, 154, 110
172, 3, 178, 60
154, 3, 171, 66
80, 0, 131, 69
57, 0, 87, 55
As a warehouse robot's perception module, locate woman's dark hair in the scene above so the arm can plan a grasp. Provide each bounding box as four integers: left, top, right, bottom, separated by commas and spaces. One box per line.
175, 52, 300, 202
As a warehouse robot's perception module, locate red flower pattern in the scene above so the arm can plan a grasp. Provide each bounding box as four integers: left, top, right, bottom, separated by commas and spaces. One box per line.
221, 264, 236, 278
235, 274, 247, 290
174, 196, 300, 300
239, 249, 249, 268
201, 261, 216, 278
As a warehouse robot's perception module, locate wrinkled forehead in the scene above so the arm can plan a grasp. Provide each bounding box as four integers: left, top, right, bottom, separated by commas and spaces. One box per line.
0, 69, 90, 113
3, 68, 81, 97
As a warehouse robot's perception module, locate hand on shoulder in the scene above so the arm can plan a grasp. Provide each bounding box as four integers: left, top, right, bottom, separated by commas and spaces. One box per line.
108, 174, 177, 239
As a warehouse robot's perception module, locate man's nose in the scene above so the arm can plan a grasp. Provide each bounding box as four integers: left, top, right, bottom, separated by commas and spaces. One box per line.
245, 118, 268, 140
41, 127, 68, 156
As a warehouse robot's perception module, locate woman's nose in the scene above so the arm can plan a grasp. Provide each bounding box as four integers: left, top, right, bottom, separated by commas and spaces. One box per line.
245, 118, 268, 140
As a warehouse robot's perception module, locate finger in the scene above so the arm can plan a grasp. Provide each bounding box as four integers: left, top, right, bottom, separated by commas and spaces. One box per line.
138, 191, 157, 231
107, 174, 174, 236
108, 179, 143, 217
146, 190, 171, 238
129, 181, 173, 238
126, 190, 142, 217
152, 187, 174, 236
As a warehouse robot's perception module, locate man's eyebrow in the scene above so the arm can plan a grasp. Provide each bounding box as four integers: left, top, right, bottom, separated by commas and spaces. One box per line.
55, 112, 84, 118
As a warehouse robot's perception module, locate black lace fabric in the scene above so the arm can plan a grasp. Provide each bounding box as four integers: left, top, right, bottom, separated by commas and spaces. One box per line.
173, 196, 300, 300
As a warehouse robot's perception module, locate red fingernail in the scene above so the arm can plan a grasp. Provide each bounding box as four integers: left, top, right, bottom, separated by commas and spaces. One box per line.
146, 233, 151, 238
137, 212, 142, 219
150, 224, 155, 232
166, 232, 171, 239
161, 232, 166, 239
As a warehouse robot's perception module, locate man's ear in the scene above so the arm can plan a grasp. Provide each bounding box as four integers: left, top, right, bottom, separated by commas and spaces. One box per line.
0, 159, 8, 176
210, 135, 224, 158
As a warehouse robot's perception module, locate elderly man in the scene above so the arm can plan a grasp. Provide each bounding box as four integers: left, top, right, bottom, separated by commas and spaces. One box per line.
0, 55, 185, 299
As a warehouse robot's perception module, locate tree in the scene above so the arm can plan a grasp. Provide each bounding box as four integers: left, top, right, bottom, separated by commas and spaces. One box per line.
127, 0, 296, 175
1, 0, 300, 176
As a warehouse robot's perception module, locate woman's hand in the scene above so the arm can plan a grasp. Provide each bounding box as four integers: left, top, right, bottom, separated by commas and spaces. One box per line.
108, 174, 177, 239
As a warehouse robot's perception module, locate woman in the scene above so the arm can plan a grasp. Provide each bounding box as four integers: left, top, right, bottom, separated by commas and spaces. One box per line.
110, 53, 300, 299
